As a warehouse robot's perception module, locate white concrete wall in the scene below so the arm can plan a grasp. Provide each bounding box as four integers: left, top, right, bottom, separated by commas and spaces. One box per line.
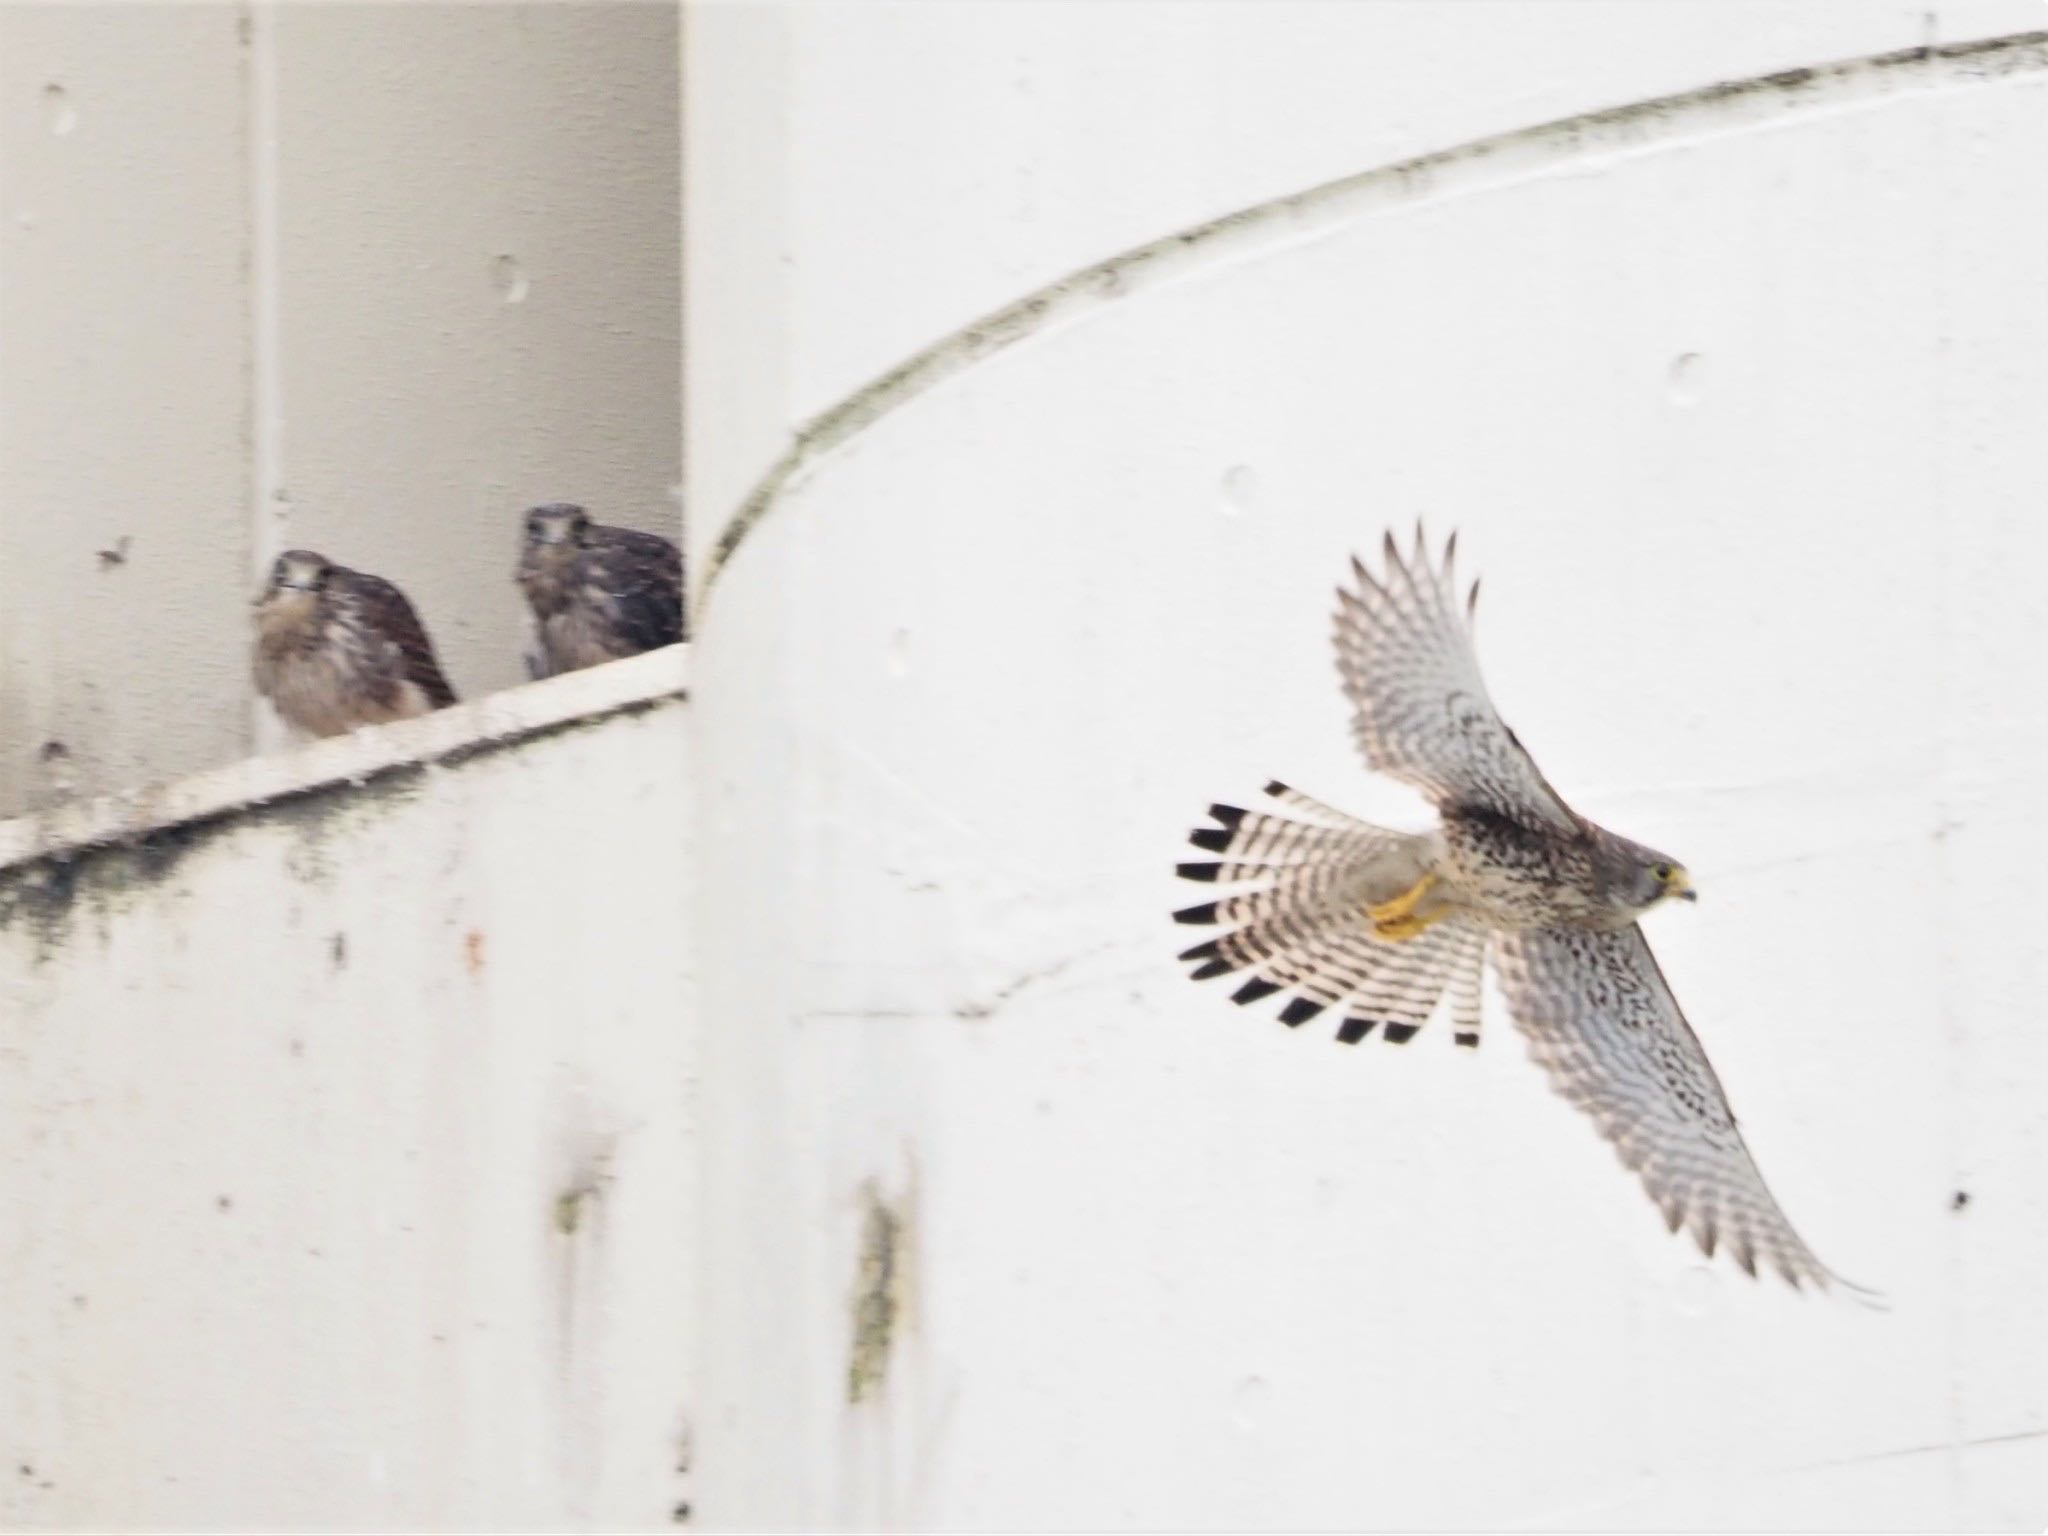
683, 0, 2045, 575
0, 2, 680, 815
689, 5, 2048, 1529
7, 3, 2048, 1528
0, 650, 694, 1529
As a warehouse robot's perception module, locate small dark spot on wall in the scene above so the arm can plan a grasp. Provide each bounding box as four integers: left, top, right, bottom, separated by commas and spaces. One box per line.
38, 740, 68, 762
555, 1187, 588, 1237
42, 82, 75, 136
1668, 351, 1706, 405
1952, 1190, 1970, 1211
17, 1464, 32, 1478
463, 929, 486, 977
1220, 463, 1259, 517
329, 932, 347, 969
288, 1038, 304, 1058
671, 1502, 691, 1524
215, 1195, 233, 1213
71, 1295, 86, 1310
492, 253, 529, 304
96, 536, 131, 569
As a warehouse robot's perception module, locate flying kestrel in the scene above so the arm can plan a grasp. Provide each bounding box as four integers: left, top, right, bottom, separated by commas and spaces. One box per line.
252, 549, 457, 738
517, 503, 685, 678
1174, 527, 1871, 1296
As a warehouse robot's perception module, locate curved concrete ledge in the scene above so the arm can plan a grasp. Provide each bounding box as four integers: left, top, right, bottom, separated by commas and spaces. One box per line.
698, 28, 2048, 610
0, 644, 689, 875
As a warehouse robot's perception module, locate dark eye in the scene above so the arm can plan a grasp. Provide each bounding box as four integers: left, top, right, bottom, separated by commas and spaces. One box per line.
1652, 862, 1672, 880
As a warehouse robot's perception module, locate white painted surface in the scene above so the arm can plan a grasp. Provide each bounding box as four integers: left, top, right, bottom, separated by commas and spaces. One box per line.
682, 0, 2044, 570
690, 10, 2048, 1530
0, 3, 680, 815
0, 652, 695, 1529
0, 6, 251, 817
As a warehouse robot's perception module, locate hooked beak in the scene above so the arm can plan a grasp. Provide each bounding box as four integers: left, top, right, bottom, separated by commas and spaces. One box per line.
258, 575, 318, 602
1669, 868, 1698, 903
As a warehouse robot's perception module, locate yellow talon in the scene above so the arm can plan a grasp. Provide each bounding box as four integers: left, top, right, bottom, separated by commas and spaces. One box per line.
1372, 912, 1442, 941
1367, 873, 1437, 924
1367, 874, 1446, 941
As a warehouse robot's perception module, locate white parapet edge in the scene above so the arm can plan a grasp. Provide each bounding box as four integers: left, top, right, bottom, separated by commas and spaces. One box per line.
0, 645, 690, 875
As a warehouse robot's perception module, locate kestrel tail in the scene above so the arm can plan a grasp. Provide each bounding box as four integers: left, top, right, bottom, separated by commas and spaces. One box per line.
517, 502, 685, 679
252, 549, 457, 739
1173, 525, 1877, 1300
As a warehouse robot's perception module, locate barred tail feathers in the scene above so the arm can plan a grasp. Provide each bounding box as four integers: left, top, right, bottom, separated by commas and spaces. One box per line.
1174, 782, 1483, 1046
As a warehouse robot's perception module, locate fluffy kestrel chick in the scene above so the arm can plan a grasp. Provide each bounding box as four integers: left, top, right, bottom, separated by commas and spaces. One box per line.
517, 503, 685, 678
252, 549, 457, 738
1175, 526, 1875, 1299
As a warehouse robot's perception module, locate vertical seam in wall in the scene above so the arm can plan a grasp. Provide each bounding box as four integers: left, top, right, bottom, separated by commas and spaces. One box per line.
672, 2, 699, 638
243, 0, 284, 754
1925, 76, 1965, 1503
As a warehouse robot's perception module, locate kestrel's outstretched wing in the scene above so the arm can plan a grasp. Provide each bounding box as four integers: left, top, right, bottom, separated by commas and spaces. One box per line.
1490, 923, 1876, 1299
1334, 526, 1575, 832
334, 567, 458, 709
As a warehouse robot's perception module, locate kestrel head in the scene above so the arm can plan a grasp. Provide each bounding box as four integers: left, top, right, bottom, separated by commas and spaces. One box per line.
523, 503, 591, 548
263, 549, 333, 598
1599, 836, 1697, 916
1643, 856, 1696, 908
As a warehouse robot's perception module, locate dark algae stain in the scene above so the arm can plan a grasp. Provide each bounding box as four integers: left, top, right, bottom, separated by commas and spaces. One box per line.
0, 695, 677, 962
847, 1180, 915, 1406
0, 775, 421, 963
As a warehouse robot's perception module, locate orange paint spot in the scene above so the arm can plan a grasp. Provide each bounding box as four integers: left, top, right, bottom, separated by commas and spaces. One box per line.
463, 930, 486, 977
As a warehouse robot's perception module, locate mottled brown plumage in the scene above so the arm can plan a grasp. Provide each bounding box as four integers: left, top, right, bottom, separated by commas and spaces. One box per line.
517, 503, 684, 678
252, 549, 456, 738
1174, 527, 1875, 1299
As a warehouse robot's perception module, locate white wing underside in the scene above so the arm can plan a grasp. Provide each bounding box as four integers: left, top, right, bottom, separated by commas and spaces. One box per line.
1333, 526, 1575, 831
1491, 923, 1872, 1297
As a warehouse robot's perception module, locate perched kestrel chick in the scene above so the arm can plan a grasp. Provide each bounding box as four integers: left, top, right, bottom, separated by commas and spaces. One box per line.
1175, 526, 1875, 1299
517, 502, 685, 678
252, 549, 457, 738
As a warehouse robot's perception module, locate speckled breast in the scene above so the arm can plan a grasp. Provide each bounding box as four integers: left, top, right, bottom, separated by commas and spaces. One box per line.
1438, 806, 1606, 930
